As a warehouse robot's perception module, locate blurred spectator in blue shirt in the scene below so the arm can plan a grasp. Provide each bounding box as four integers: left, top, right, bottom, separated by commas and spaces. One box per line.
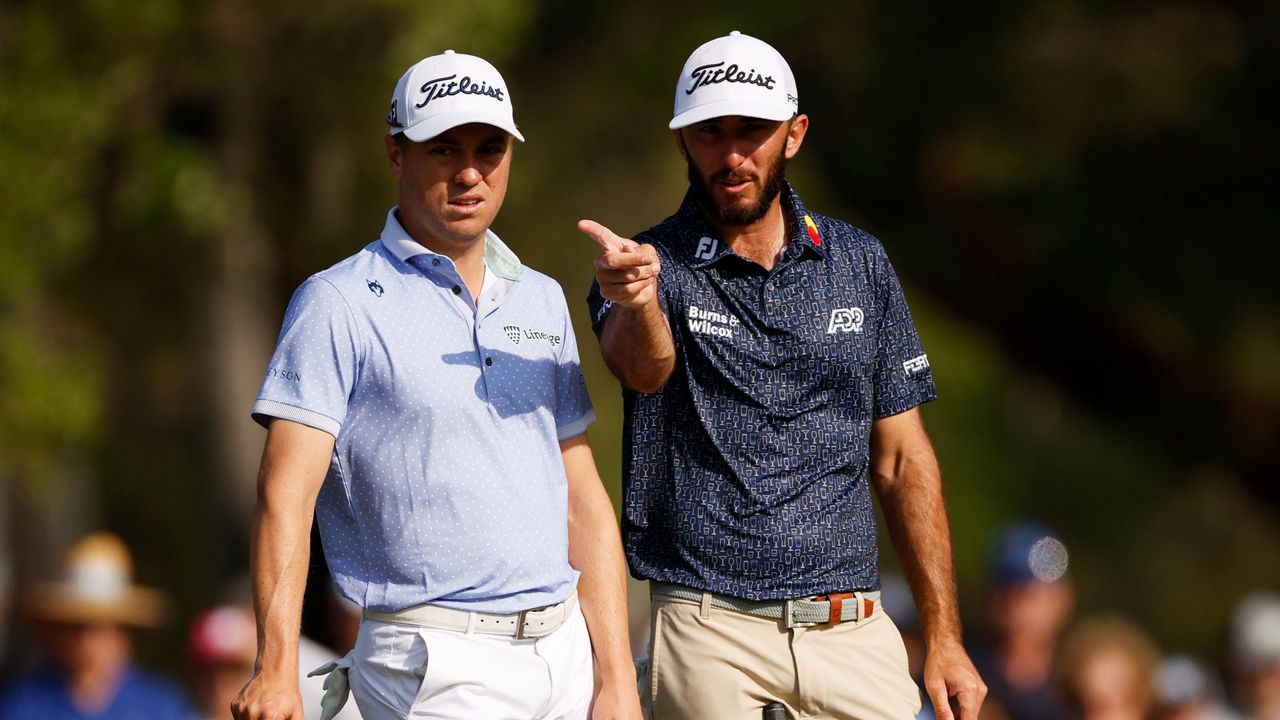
971, 522, 1075, 720
0, 532, 193, 720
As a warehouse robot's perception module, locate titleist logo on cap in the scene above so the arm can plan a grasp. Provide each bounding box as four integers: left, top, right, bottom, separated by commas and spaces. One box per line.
685, 62, 776, 95
417, 74, 505, 108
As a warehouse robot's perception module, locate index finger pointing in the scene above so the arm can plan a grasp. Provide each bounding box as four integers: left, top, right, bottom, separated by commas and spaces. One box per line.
578, 218, 623, 253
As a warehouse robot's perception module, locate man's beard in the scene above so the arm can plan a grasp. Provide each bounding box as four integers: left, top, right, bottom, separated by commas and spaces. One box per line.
687, 145, 788, 228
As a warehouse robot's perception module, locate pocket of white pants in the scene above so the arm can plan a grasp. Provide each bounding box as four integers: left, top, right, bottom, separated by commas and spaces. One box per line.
352, 619, 432, 715
408, 629, 434, 709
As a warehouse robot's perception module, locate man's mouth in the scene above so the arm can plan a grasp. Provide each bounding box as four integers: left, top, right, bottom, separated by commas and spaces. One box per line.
716, 173, 756, 195
448, 195, 484, 214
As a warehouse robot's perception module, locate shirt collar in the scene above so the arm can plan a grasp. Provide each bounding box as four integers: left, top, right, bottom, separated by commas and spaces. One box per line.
378, 207, 525, 281
677, 180, 827, 268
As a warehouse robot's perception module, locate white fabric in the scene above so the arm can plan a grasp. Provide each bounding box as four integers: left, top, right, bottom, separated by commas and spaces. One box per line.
670, 30, 798, 129
339, 602, 593, 719
387, 51, 525, 142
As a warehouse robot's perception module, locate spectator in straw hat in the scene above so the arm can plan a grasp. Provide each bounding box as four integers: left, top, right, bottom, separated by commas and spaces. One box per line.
0, 531, 193, 720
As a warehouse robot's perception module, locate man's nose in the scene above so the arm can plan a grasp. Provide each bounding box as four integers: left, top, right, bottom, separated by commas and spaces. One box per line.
455, 164, 483, 186
722, 140, 753, 168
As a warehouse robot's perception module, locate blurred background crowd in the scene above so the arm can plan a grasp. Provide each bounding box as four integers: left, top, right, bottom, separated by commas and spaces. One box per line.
1, 1, 1276, 719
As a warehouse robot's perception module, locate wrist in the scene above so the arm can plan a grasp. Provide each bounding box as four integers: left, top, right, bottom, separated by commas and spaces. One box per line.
594, 656, 639, 683
254, 652, 299, 679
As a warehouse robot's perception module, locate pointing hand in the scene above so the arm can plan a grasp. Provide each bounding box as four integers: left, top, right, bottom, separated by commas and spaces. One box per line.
579, 219, 661, 309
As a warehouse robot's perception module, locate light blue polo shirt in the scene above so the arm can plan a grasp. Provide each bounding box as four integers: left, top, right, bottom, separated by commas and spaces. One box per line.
252, 208, 595, 614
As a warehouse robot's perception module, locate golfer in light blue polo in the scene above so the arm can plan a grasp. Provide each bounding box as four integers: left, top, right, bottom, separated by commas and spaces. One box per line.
232, 50, 642, 720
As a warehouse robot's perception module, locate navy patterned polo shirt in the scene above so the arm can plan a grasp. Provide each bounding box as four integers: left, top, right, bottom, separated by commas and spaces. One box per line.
588, 182, 936, 600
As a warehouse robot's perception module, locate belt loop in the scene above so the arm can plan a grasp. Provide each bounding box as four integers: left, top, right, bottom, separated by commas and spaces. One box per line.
465, 611, 478, 635
827, 595, 843, 625
699, 592, 712, 619
854, 592, 865, 622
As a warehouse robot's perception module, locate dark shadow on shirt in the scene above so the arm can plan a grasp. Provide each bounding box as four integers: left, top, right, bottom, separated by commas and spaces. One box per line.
440, 349, 579, 420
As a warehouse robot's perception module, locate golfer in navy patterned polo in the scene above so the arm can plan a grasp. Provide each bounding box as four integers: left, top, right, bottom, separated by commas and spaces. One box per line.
583, 31, 986, 720
233, 51, 642, 720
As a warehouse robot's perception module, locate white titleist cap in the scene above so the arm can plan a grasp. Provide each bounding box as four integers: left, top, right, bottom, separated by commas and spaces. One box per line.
387, 50, 524, 142
670, 31, 798, 130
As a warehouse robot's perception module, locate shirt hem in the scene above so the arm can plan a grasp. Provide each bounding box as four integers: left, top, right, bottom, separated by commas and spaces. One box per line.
556, 410, 596, 441
251, 399, 342, 438
873, 387, 938, 420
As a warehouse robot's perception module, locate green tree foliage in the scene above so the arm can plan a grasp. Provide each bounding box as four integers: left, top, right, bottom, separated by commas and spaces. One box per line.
1, 0, 1276, 666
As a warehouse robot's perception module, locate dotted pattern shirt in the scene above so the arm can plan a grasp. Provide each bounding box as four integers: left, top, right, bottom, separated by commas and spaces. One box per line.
254, 208, 594, 613
588, 183, 935, 600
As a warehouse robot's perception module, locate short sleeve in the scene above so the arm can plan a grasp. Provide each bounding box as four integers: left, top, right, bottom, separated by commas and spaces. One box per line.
553, 290, 596, 440
251, 277, 360, 437
586, 277, 615, 339
871, 243, 937, 418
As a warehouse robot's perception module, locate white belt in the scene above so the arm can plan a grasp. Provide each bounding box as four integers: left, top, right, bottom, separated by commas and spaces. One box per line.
362, 592, 577, 639
309, 594, 577, 720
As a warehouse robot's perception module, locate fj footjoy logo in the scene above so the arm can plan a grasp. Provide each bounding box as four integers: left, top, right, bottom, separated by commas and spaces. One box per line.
695, 236, 718, 260
503, 324, 562, 347
826, 307, 864, 334
903, 354, 930, 375
367, 279, 384, 297
595, 300, 614, 324
386, 100, 400, 128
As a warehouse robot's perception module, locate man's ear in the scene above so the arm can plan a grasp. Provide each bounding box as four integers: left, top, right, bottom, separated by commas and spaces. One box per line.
673, 129, 689, 161
784, 114, 809, 160
385, 133, 403, 180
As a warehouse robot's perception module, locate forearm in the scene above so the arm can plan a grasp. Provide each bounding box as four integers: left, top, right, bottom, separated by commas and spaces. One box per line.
249, 494, 314, 677
600, 297, 675, 393
568, 481, 637, 683
247, 420, 332, 680
874, 441, 963, 646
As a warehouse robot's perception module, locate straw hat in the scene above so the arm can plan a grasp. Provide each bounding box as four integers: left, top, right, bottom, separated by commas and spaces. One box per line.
24, 532, 167, 627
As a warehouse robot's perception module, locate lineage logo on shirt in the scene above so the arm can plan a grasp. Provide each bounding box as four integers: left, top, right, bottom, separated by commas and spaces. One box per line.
503, 324, 562, 347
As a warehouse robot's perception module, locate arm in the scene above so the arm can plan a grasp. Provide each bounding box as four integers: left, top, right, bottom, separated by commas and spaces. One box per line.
562, 433, 643, 720
869, 407, 986, 720
579, 219, 675, 392
232, 419, 335, 720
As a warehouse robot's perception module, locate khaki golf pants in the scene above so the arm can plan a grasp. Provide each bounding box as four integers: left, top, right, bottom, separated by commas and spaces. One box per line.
646, 593, 922, 720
